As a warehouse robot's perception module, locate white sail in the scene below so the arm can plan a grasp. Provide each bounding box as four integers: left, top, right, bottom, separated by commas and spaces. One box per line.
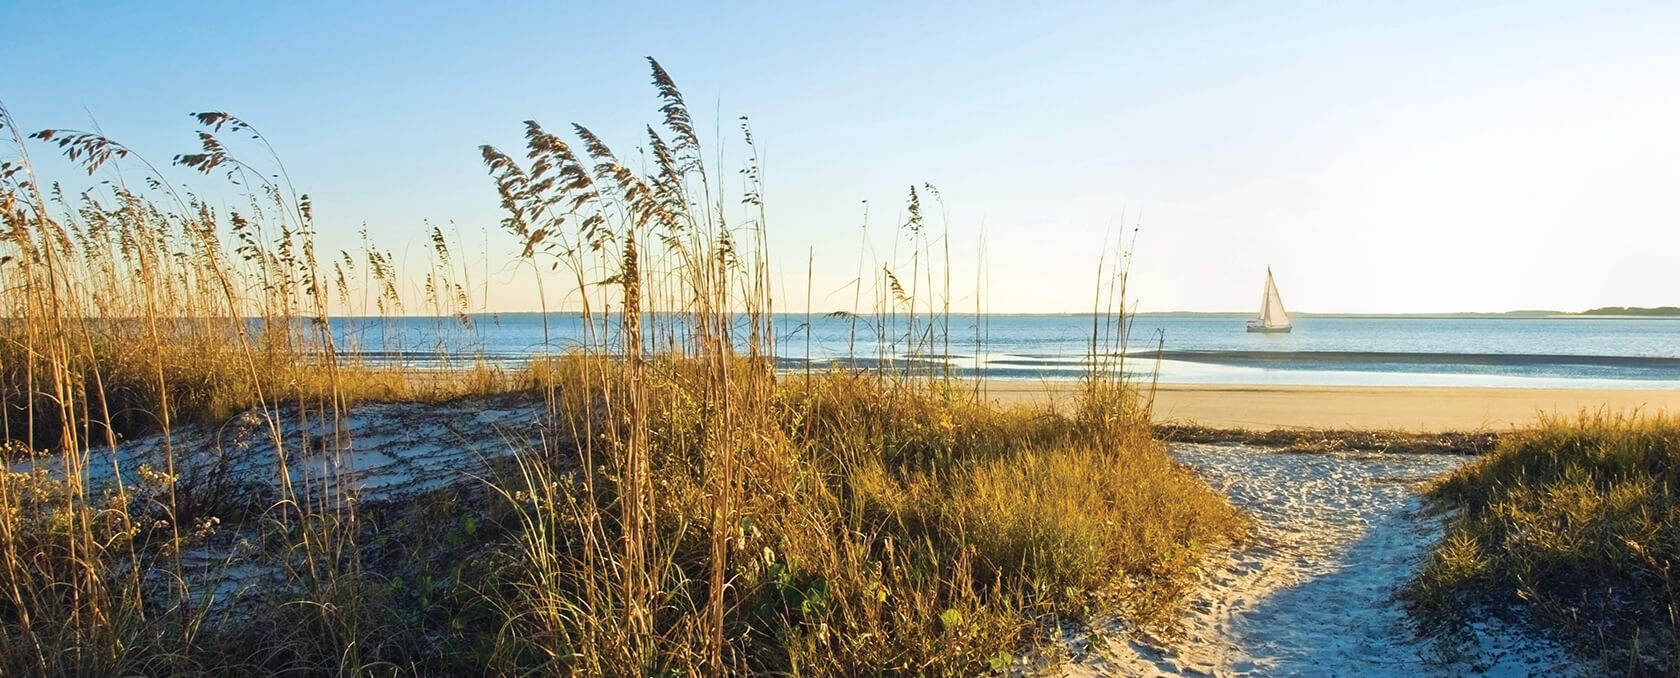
1259, 268, 1290, 329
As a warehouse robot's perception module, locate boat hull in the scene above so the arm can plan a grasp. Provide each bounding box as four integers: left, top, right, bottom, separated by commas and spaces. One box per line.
1246, 324, 1291, 333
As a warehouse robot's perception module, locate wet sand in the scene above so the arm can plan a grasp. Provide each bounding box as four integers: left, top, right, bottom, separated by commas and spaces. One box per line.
982, 382, 1680, 432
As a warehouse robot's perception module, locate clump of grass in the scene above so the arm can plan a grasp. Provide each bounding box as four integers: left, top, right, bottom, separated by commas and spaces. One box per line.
1409, 411, 1680, 674
478, 362, 1242, 675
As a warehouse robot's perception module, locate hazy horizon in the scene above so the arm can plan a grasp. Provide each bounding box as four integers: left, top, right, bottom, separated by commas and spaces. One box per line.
5, 2, 1678, 314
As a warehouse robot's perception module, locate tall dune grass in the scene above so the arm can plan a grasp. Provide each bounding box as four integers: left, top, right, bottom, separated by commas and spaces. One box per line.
0, 97, 511, 675
0, 59, 1243, 676
467, 58, 1241, 675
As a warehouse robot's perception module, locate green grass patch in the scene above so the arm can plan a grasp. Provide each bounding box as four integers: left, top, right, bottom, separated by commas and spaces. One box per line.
1409, 412, 1680, 674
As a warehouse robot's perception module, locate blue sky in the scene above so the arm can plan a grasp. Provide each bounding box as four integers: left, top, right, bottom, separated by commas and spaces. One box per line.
4, 1, 1678, 313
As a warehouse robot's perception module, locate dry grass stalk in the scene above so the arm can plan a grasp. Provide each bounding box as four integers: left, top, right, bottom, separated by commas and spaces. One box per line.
0, 58, 1244, 676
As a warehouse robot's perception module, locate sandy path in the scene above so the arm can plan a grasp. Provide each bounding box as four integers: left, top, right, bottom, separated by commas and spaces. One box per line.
1040, 443, 1578, 677
983, 383, 1680, 431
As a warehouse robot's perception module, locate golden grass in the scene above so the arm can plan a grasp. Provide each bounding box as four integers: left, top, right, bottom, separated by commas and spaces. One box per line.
0, 59, 1244, 676
479, 365, 1242, 675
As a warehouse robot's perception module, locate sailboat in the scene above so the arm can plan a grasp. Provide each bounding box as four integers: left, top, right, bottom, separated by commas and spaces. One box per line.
1246, 267, 1292, 333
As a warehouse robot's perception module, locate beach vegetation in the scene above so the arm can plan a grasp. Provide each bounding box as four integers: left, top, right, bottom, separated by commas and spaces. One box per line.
0, 60, 1243, 676
1410, 412, 1680, 674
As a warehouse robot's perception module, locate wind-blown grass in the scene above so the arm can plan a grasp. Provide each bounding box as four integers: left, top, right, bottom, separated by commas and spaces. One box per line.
0, 58, 1243, 676
1409, 412, 1680, 674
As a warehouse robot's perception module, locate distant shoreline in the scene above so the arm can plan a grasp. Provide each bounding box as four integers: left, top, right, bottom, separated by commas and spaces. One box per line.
1575, 305, 1680, 317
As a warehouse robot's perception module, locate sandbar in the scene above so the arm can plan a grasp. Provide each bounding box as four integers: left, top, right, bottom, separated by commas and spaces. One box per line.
981, 382, 1680, 432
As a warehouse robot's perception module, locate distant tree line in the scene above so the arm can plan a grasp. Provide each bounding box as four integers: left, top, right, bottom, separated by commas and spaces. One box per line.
1579, 306, 1680, 316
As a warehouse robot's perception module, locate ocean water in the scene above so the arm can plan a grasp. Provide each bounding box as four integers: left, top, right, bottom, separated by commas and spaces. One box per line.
326, 313, 1680, 389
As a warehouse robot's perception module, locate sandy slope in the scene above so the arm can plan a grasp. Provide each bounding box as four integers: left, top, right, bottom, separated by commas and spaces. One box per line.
1033, 443, 1578, 677
12, 395, 550, 505
10, 395, 554, 613
984, 383, 1680, 431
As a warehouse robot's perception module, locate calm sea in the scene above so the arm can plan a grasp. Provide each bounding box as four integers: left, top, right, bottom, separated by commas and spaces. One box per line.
326, 313, 1680, 389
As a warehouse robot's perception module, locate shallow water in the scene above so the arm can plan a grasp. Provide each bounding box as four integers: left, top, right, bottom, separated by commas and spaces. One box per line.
321, 313, 1680, 388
